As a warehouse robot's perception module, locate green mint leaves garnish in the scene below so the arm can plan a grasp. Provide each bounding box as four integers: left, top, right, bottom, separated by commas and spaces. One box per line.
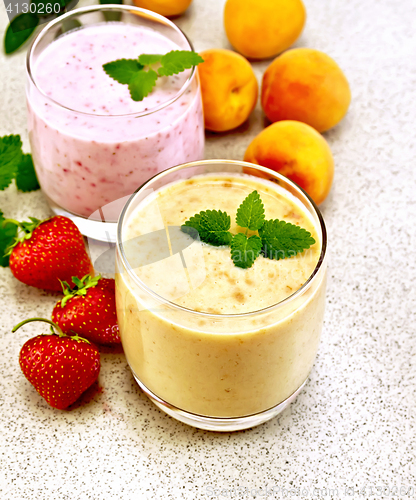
0, 134, 40, 267
259, 219, 316, 261
4, 13, 39, 55
231, 233, 262, 269
236, 190, 265, 231
0, 135, 22, 191
182, 210, 233, 247
138, 54, 162, 66
156, 51, 204, 76
103, 50, 204, 102
0, 135, 40, 192
15, 154, 40, 193
103, 59, 144, 85
129, 70, 158, 102
181, 190, 316, 269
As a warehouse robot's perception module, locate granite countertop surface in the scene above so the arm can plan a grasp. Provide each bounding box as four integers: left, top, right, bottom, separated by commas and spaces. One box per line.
1, 0, 415, 498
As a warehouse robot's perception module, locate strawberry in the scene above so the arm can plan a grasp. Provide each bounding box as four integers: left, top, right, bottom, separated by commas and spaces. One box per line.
52, 274, 121, 346
14, 318, 100, 410
3, 215, 93, 291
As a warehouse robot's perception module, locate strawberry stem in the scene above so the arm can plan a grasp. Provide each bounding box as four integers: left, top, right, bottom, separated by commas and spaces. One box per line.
12, 318, 91, 345
12, 317, 64, 335
2, 219, 21, 227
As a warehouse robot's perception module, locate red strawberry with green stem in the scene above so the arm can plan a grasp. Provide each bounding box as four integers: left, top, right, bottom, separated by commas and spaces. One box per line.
2, 215, 93, 291
14, 318, 101, 410
52, 274, 121, 346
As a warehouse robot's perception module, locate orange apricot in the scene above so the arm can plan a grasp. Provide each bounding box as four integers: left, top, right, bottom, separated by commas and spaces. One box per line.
198, 49, 258, 132
224, 0, 306, 60
244, 120, 334, 205
132, 0, 193, 17
261, 48, 351, 132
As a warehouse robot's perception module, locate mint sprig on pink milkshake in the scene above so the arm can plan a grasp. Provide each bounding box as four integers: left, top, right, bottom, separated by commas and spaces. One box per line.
103, 50, 204, 101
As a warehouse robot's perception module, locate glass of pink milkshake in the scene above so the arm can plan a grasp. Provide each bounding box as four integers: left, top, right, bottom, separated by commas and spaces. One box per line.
26, 5, 204, 241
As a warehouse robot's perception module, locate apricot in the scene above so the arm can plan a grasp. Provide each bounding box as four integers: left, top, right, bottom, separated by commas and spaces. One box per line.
198, 49, 258, 132
262, 48, 351, 132
132, 0, 193, 17
224, 0, 306, 60
244, 121, 334, 205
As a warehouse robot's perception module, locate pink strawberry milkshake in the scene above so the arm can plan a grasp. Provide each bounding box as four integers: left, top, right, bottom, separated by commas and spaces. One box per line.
26, 21, 204, 219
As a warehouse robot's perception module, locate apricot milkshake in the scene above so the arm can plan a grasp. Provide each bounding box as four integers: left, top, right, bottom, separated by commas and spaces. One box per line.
115, 161, 327, 430
26, 6, 204, 236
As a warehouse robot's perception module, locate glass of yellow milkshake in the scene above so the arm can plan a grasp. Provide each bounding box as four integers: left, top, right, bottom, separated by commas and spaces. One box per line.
115, 160, 327, 431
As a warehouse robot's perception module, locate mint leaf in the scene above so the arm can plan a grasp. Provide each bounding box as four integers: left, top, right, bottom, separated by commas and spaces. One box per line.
199, 210, 233, 246
182, 210, 232, 246
231, 233, 262, 269
128, 69, 158, 102
4, 13, 39, 55
15, 154, 40, 192
236, 190, 265, 231
158, 50, 204, 77
181, 213, 203, 239
259, 219, 316, 260
0, 211, 17, 267
0, 135, 22, 168
103, 50, 203, 101
103, 59, 144, 85
0, 135, 22, 190
138, 54, 163, 66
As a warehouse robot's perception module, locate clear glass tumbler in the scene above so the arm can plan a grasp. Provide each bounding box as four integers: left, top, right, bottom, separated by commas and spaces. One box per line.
26, 5, 204, 242
115, 160, 327, 431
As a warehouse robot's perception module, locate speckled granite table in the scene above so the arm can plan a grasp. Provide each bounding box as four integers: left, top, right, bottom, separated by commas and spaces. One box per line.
1, 0, 415, 498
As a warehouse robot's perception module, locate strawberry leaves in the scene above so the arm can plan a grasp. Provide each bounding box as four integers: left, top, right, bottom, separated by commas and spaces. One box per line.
59, 274, 101, 307
2, 217, 42, 256
0, 210, 17, 267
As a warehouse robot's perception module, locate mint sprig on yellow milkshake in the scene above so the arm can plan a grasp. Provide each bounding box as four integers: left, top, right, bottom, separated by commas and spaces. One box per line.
181, 190, 316, 269
103, 51, 204, 101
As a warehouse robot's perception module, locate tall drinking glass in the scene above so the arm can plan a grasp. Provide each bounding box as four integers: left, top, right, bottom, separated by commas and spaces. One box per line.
26, 5, 204, 242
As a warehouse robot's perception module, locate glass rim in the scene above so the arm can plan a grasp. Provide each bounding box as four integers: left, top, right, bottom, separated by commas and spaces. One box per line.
26, 4, 197, 118
116, 159, 328, 320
